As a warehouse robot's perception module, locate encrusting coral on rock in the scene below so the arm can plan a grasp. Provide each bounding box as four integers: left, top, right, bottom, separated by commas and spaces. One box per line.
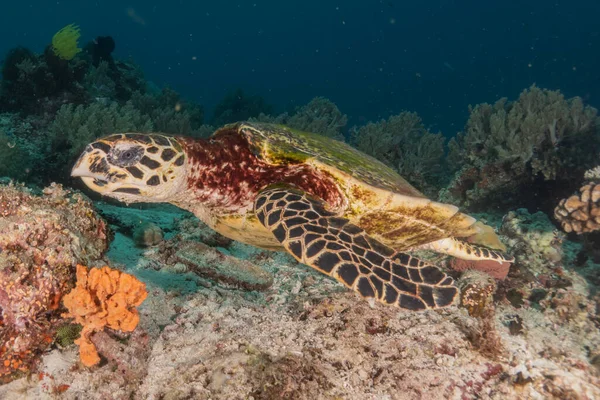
555, 165, 600, 234
0, 183, 108, 383
500, 208, 564, 276
62, 264, 148, 367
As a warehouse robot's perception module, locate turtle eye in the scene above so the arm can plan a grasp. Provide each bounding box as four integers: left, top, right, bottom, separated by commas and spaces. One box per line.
108, 145, 144, 167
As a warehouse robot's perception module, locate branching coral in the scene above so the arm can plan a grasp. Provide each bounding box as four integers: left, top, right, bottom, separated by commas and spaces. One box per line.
555, 166, 600, 234
84, 61, 116, 99
0, 45, 87, 114
444, 85, 600, 209
350, 111, 445, 195
62, 265, 147, 367
282, 97, 347, 140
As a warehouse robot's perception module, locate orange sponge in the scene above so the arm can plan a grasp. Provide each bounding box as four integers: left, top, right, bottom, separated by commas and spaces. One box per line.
62, 265, 147, 366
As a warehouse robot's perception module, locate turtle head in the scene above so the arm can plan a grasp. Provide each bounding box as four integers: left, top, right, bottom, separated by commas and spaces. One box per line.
71, 133, 187, 203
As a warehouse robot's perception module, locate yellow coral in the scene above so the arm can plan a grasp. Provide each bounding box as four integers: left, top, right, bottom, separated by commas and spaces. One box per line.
62, 265, 147, 367
51, 24, 81, 60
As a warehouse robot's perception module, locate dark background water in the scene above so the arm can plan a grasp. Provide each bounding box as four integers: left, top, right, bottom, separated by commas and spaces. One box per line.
2, 0, 599, 135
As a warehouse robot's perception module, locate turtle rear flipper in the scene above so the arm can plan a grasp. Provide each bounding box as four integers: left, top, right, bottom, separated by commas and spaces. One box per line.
255, 186, 458, 310
416, 237, 515, 263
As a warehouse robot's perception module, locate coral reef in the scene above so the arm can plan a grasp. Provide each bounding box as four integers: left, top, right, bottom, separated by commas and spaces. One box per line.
93, 201, 184, 238
62, 264, 148, 367
83, 61, 117, 100
0, 183, 108, 382
351, 111, 446, 195
443, 85, 600, 211
90, 329, 151, 381
248, 351, 332, 399
555, 165, 600, 234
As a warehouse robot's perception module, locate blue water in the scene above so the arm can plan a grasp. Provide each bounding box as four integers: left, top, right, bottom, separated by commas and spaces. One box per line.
2, 0, 599, 134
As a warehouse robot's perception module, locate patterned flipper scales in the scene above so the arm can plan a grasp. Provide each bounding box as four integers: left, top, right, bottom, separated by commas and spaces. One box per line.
254, 187, 458, 310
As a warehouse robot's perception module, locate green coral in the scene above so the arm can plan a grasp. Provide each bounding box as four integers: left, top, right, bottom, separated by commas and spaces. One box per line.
84, 61, 116, 99
48, 101, 153, 174
350, 111, 446, 195
50, 101, 153, 158
54, 323, 82, 347
130, 87, 204, 136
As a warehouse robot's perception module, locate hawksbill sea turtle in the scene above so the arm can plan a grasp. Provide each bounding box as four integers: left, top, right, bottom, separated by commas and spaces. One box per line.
71, 122, 512, 311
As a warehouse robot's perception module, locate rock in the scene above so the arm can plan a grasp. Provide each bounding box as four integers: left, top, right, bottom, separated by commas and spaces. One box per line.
528, 288, 548, 305
174, 242, 273, 291
133, 221, 163, 247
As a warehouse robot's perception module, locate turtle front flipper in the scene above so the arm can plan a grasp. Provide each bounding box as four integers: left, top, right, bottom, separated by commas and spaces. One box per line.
255, 186, 458, 310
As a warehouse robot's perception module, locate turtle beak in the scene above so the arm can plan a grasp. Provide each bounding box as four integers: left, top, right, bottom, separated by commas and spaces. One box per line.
70, 162, 92, 178
71, 154, 100, 179
71, 151, 111, 189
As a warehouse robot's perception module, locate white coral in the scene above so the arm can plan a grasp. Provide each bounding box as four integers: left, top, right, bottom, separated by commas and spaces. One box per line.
584, 165, 600, 181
